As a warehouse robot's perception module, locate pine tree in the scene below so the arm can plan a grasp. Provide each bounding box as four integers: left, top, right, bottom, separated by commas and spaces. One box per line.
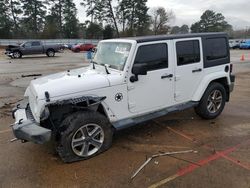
117, 0, 150, 36
191, 10, 232, 33
0, 0, 12, 38
21, 0, 47, 37
49, 0, 63, 37
63, 0, 79, 38
10, 0, 22, 33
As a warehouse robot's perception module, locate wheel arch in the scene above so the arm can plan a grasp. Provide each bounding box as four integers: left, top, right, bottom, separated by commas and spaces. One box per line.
192, 73, 230, 102
42, 96, 114, 130
46, 48, 55, 53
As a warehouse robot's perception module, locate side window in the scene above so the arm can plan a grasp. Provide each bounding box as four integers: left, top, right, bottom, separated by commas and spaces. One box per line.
24, 42, 32, 47
176, 40, 200, 66
205, 38, 228, 61
134, 43, 168, 71
31, 41, 41, 46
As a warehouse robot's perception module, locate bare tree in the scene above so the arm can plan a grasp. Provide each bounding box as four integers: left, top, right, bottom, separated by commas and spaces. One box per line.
151, 7, 174, 35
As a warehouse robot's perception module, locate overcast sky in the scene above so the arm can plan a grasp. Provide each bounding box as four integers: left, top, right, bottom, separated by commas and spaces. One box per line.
75, 0, 250, 30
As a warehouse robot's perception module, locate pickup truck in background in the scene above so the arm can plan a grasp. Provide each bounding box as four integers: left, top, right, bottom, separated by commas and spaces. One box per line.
5, 41, 63, 58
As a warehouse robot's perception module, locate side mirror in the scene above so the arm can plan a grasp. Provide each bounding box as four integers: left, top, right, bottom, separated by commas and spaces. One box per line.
130, 63, 148, 82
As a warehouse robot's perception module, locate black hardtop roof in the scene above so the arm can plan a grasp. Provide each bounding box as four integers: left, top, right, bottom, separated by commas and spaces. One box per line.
124, 32, 228, 43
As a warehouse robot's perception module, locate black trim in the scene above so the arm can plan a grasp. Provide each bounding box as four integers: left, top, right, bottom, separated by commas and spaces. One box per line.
230, 74, 235, 83
202, 36, 230, 68
113, 101, 198, 130
123, 32, 227, 43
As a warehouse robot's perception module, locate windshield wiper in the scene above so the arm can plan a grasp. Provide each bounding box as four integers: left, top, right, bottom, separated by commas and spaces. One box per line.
99, 63, 110, 74
91, 60, 97, 69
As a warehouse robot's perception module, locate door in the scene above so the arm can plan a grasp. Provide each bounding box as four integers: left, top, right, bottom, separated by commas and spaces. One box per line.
21, 42, 32, 55
174, 38, 203, 102
127, 41, 174, 113
31, 41, 43, 54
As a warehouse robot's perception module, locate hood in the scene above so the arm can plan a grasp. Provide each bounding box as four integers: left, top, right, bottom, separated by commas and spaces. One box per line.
29, 66, 124, 101
6, 45, 20, 50
30, 67, 111, 100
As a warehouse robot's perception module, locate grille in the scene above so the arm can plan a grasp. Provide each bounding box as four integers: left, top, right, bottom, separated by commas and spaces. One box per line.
26, 105, 36, 122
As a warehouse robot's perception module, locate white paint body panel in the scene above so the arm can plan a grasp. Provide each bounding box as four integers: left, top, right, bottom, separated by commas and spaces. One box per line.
23, 37, 231, 125
173, 38, 203, 102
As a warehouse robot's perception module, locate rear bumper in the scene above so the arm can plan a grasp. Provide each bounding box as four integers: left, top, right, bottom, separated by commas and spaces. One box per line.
229, 74, 235, 92
12, 100, 51, 144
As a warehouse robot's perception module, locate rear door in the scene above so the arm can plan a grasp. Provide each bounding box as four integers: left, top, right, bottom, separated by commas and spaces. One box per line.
174, 38, 203, 102
127, 41, 174, 113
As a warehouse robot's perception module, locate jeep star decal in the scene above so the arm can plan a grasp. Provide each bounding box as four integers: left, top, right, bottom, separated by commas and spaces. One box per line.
115, 93, 123, 102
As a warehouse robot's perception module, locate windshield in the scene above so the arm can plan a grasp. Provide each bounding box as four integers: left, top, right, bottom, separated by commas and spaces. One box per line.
93, 42, 132, 71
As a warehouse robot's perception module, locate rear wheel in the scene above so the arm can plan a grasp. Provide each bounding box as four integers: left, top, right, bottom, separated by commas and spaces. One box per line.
46, 49, 55, 57
56, 111, 114, 163
195, 82, 226, 119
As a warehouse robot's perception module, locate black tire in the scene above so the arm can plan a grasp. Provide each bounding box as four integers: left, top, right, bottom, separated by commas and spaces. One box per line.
56, 111, 114, 163
13, 51, 22, 58
46, 49, 55, 57
75, 48, 80, 53
195, 82, 226, 119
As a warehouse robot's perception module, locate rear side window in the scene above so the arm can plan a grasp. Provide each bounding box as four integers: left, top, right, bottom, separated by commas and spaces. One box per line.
31, 41, 40, 46
176, 40, 200, 66
134, 43, 168, 71
206, 38, 228, 60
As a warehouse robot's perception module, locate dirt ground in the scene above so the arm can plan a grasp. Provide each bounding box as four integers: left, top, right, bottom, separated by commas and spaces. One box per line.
0, 49, 249, 188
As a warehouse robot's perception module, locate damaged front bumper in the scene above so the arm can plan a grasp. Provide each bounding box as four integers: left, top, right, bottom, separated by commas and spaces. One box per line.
5, 51, 13, 58
12, 99, 51, 144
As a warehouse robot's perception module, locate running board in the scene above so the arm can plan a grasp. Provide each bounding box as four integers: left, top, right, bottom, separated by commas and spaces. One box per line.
113, 101, 199, 130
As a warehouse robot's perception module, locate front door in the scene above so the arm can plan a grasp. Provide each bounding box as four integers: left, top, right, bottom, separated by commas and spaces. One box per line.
174, 38, 203, 102
127, 41, 174, 113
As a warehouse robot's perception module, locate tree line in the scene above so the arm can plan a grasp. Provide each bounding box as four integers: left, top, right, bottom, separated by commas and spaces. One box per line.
0, 0, 241, 39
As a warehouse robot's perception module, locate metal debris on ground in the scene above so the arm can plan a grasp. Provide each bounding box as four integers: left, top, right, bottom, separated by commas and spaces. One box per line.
131, 150, 198, 179
21, 74, 42, 78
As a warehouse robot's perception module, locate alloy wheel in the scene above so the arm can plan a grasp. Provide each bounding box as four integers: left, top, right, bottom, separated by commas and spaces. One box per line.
71, 123, 104, 157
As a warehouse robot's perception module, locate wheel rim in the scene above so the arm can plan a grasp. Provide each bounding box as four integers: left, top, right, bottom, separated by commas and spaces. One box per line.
71, 123, 104, 157
13, 52, 20, 58
48, 51, 54, 56
207, 90, 223, 113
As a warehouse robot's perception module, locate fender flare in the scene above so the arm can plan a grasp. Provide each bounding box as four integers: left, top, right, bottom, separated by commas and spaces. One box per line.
192, 72, 230, 101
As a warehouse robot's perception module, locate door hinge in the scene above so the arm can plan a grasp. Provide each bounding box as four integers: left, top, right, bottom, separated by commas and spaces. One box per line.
175, 75, 181, 81
127, 85, 135, 91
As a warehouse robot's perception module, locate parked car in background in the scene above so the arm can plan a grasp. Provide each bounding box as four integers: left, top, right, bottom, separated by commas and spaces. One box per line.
229, 40, 241, 49
5, 41, 62, 58
71, 43, 95, 52
239, 40, 250, 49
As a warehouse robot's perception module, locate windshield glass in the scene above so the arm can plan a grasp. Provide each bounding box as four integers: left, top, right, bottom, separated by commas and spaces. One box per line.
93, 42, 132, 71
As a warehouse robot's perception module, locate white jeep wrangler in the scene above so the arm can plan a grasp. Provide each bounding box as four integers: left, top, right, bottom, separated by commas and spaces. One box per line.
12, 33, 235, 162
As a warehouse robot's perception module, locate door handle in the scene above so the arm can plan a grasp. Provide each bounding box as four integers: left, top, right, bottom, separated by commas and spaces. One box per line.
192, 68, 202, 73
161, 74, 173, 79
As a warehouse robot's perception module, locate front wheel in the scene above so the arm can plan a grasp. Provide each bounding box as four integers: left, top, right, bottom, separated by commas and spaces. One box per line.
195, 82, 226, 119
56, 111, 114, 163
13, 51, 22, 58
